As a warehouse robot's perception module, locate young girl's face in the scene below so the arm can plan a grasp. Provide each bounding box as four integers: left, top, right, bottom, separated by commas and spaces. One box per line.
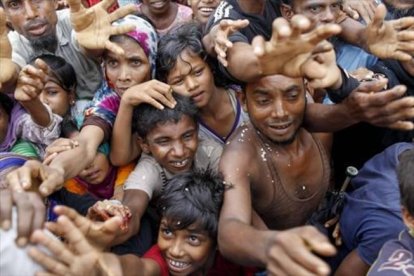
158, 218, 214, 276
105, 37, 151, 96
40, 81, 74, 117
167, 49, 215, 109
78, 152, 111, 185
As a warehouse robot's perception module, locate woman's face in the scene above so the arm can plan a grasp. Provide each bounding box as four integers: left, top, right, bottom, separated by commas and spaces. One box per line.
104, 36, 151, 96
39, 81, 74, 117
78, 152, 111, 185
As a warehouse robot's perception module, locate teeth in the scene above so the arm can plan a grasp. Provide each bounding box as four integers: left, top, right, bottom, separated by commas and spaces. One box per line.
172, 159, 188, 167
169, 259, 189, 268
200, 7, 214, 12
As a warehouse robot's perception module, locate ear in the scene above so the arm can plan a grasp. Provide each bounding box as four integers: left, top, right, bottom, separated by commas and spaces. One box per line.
280, 3, 295, 21
138, 136, 150, 154
402, 207, 414, 230
238, 91, 248, 113
68, 91, 76, 106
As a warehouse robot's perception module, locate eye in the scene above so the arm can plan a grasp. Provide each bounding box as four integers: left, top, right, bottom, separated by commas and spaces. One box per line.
285, 91, 299, 101
171, 78, 184, 86
154, 138, 170, 146
182, 132, 194, 141
308, 5, 322, 13
255, 97, 270, 106
331, 3, 341, 10
8, 0, 20, 9
193, 68, 203, 77
130, 59, 142, 67
106, 59, 118, 68
46, 90, 58, 96
161, 227, 173, 237
187, 235, 201, 246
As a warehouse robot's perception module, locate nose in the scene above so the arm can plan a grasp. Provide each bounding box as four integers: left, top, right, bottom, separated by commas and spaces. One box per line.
118, 64, 131, 82
169, 239, 185, 258
23, 0, 39, 19
271, 99, 288, 119
321, 7, 335, 23
185, 76, 199, 93
171, 141, 185, 158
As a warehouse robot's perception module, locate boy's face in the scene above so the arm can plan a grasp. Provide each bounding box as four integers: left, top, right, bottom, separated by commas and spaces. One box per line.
141, 115, 198, 174
158, 218, 214, 276
188, 0, 221, 24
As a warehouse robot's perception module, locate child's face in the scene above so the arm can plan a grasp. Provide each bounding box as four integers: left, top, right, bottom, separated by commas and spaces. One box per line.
40, 81, 74, 117
188, 0, 221, 24
78, 152, 111, 185
158, 218, 214, 276
0, 106, 9, 145
142, 0, 171, 14
167, 49, 215, 109
141, 115, 198, 174
105, 37, 151, 96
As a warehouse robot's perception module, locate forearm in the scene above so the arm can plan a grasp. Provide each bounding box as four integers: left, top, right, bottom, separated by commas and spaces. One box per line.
49, 125, 104, 180
21, 99, 51, 127
226, 43, 263, 82
304, 102, 356, 132
218, 219, 273, 267
110, 101, 140, 166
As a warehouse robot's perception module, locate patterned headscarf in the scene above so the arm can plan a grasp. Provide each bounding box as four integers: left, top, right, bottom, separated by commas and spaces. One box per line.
112, 14, 158, 78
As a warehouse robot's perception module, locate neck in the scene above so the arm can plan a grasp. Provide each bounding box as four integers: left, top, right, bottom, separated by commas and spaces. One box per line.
255, 126, 304, 157
237, 0, 266, 14
199, 86, 226, 118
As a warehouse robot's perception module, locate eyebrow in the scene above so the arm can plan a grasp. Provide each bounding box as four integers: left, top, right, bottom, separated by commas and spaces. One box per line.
282, 84, 301, 93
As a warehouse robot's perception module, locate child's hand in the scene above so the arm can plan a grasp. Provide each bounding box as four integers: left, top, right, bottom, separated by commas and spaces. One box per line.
121, 80, 177, 110
14, 59, 50, 102
87, 200, 132, 231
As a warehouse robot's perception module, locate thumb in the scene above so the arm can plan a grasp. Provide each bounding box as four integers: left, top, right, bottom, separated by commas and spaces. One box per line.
370, 4, 387, 30
355, 79, 388, 93
102, 216, 123, 234
66, 0, 83, 13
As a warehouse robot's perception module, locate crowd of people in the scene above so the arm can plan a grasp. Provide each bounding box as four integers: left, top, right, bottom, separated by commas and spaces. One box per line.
0, 0, 414, 275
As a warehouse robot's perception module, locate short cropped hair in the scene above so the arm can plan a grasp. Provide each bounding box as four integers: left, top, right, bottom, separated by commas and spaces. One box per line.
157, 22, 228, 87
29, 54, 77, 94
132, 93, 198, 139
398, 148, 414, 216
157, 168, 226, 238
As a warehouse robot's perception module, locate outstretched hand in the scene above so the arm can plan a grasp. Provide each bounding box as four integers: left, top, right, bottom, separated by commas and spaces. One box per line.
0, 8, 18, 89
266, 226, 336, 276
252, 15, 342, 79
342, 0, 377, 23
365, 4, 414, 61
29, 211, 122, 276
14, 59, 50, 102
209, 19, 250, 67
345, 80, 414, 130
67, 0, 137, 55
6, 160, 65, 197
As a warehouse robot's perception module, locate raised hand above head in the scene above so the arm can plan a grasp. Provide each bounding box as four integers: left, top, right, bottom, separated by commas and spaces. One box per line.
67, 0, 137, 55
252, 15, 342, 79
364, 4, 414, 61
0, 8, 18, 90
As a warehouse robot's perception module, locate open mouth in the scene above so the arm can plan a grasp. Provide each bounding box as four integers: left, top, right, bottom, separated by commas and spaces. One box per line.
150, 0, 167, 9
169, 159, 190, 169
198, 7, 215, 16
27, 24, 47, 36
167, 258, 191, 272
191, 91, 204, 103
268, 122, 293, 135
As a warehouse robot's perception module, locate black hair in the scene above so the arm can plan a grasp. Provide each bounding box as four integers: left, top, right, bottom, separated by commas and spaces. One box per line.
157, 22, 229, 87
0, 93, 14, 117
398, 148, 414, 216
132, 93, 198, 138
157, 168, 227, 238
29, 54, 77, 94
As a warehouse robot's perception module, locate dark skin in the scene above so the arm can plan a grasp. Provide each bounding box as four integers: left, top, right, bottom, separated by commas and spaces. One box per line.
218, 75, 336, 275
140, 0, 178, 31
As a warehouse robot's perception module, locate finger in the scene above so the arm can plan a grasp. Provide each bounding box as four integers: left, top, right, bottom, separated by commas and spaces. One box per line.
0, 189, 12, 230
34, 59, 51, 77
111, 23, 136, 36
66, 0, 84, 13
230, 19, 250, 32
57, 215, 95, 252
290, 14, 311, 38
392, 16, 414, 31
355, 78, 389, 93
108, 4, 136, 22
324, 216, 339, 228
272, 17, 293, 41
104, 40, 125, 56
389, 50, 413, 61
343, 6, 359, 20
29, 192, 46, 232
13, 190, 34, 246
214, 41, 229, 59
38, 169, 64, 197
217, 54, 229, 67
42, 152, 58, 165
361, 2, 374, 24
397, 30, 414, 41
375, 96, 414, 123
370, 4, 387, 30
28, 246, 69, 275
30, 229, 74, 265
252, 35, 266, 57
364, 85, 407, 106
53, 205, 93, 232
301, 227, 337, 256
6, 170, 25, 193
387, 120, 414, 131
307, 24, 342, 45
